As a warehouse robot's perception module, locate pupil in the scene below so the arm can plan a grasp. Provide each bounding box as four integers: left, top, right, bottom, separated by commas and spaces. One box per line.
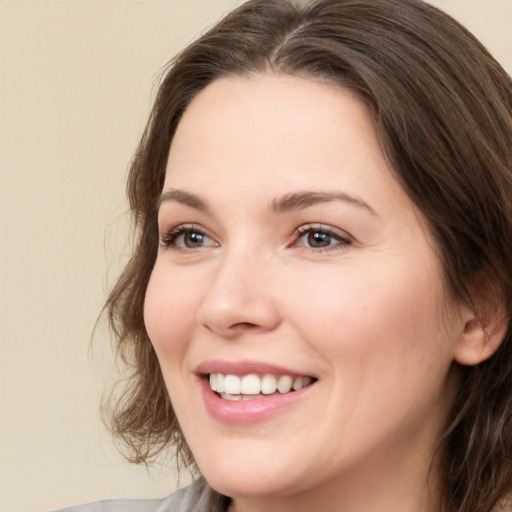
185, 231, 203, 247
308, 231, 330, 247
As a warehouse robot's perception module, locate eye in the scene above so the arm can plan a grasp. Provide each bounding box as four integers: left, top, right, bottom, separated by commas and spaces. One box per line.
293, 225, 352, 250
160, 225, 217, 249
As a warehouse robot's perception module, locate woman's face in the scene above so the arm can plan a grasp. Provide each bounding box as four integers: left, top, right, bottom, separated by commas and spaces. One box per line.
144, 74, 466, 506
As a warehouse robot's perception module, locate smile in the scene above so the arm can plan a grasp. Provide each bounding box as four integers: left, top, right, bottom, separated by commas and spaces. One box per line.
196, 361, 318, 423
209, 373, 314, 400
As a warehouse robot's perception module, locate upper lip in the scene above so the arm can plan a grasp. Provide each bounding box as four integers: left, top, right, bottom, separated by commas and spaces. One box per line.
196, 359, 316, 378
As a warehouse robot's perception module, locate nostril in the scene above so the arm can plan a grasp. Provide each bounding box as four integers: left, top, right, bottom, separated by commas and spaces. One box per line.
232, 322, 258, 329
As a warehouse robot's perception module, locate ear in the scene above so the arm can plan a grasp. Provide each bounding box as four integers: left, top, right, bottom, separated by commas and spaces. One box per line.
453, 293, 508, 366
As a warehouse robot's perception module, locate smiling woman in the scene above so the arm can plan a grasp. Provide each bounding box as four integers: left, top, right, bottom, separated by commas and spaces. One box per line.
59, 0, 512, 511
145, 75, 468, 508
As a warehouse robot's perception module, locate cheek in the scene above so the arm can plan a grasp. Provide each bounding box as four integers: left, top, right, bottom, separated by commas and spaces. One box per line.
284, 257, 453, 378
296, 264, 457, 433
143, 267, 199, 359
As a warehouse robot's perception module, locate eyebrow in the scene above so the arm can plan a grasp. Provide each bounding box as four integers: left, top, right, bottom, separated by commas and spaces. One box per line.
157, 189, 209, 213
157, 188, 377, 216
269, 191, 378, 216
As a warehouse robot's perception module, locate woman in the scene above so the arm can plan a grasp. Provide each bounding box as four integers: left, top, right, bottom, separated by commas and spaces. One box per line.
63, 0, 512, 510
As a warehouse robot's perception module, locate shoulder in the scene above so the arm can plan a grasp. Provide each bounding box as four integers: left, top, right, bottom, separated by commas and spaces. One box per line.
52, 478, 216, 512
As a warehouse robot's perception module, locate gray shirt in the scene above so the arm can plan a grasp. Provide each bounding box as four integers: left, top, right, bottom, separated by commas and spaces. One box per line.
51, 480, 512, 512
53, 479, 228, 512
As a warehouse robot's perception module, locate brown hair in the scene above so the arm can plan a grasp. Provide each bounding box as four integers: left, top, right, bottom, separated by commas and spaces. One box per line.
104, 0, 512, 510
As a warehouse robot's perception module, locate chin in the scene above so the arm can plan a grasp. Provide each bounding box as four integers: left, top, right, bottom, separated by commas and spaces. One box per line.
193, 444, 310, 499
205, 469, 303, 501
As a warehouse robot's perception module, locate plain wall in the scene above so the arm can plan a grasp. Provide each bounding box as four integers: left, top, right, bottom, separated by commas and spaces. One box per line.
0, 1, 510, 511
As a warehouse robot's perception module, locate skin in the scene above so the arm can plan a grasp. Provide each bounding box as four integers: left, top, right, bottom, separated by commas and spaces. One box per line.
144, 73, 473, 512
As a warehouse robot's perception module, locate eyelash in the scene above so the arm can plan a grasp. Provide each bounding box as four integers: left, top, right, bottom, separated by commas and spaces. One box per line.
159, 224, 214, 249
159, 224, 352, 251
293, 225, 352, 251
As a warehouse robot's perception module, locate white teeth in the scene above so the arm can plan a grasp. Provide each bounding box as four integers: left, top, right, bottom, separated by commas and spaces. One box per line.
224, 374, 241, 394
209, 372, 314, 398
216, 373, 225, 393
209, 373, 217, 392
220, 393, 243, 401
277, 375, 293, 393
240, 374, 260, 394
261, 374, 277, 395
242, 394, 260, 401
219, 393, 262, 401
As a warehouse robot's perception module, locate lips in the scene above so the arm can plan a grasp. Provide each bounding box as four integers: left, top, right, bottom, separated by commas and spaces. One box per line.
196, 360, 317, 423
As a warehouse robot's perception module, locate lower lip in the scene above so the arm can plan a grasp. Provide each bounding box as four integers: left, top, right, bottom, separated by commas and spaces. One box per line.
200, 378, 314, 424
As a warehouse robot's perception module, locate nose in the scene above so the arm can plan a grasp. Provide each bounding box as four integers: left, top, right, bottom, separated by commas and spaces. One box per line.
196, 250, 281, 339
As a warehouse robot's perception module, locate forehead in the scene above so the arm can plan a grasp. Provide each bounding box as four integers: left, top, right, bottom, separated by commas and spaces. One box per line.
164, 73, 394, 196
169, 73, 372, 148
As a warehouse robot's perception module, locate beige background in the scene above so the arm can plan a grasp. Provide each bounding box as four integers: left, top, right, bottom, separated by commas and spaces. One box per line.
0, 1, 510, 511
